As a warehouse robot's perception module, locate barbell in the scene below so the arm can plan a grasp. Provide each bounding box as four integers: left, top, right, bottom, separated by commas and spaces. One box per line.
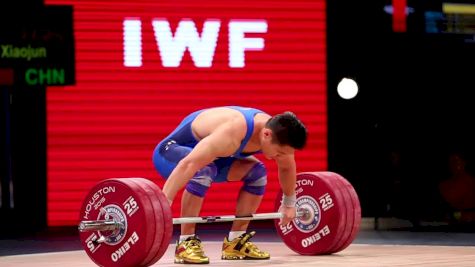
78, 171, 361, 267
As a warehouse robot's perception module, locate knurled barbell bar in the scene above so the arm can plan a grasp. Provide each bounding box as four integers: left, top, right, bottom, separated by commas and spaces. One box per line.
78, 171, 361, 267
79, 210, 310, 232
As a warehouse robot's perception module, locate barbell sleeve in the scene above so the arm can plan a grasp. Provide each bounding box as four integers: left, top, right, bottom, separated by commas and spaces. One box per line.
78, 220, 124, 232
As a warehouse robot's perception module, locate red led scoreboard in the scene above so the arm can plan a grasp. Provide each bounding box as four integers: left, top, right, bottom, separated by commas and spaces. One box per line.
44, 0, 327, 226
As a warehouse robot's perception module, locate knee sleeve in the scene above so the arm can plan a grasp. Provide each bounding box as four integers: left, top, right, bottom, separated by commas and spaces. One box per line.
185, 163, 217, 197
241, 162, 267, 196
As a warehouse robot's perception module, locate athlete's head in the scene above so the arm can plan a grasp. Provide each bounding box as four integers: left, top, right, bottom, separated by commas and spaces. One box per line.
260, 112, 307, 160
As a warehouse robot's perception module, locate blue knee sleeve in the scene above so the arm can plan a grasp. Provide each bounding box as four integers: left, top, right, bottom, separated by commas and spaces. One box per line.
186, 163, 217, 197
241, 162, 267, 196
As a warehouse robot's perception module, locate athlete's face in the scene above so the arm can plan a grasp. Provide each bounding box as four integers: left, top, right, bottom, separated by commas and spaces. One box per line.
261, 129, 295, 160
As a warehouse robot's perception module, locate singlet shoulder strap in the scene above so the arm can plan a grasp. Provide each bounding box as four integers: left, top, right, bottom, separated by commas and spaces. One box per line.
226, 106, 266, 158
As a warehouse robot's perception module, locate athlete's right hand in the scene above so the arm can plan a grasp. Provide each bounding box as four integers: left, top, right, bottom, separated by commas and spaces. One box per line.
279, 205, 296, 226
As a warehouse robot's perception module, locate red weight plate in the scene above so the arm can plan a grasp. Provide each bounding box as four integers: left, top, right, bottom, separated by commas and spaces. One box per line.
116, 179, 157, 266
308, 172, 349, 254
332, 174, 361, 253
325, 173, 354, 254
125, 178, 164, 266
314, 172, 351, 254
139, 178, 174, 264
274, 172, 347, 255
78, 178, 156, 267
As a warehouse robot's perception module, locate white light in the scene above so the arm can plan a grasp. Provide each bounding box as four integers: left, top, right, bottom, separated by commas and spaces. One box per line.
337, 78, 358, 100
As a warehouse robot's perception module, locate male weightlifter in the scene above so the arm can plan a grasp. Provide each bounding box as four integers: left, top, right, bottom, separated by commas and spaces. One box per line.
152, 106, 307, 264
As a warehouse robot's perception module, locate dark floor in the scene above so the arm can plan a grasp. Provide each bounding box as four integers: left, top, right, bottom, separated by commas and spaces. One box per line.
1, 221, 475, 257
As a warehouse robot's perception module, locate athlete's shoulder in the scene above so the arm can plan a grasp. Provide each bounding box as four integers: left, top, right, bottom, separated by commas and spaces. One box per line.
223, 105, 268, 114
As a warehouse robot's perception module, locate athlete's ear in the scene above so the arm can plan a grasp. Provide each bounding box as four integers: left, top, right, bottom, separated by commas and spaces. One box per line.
263, 128, 273, 139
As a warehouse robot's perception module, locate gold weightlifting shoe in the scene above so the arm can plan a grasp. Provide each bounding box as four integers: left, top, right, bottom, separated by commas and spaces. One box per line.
221, 231, 270, 260
174, 235, 209, 264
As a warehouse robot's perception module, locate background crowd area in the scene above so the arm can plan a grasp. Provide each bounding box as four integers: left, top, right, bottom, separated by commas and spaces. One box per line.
354, 142, 475, 230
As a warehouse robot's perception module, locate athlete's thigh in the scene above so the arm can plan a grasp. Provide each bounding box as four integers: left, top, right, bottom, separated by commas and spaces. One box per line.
226, 156, 262, 182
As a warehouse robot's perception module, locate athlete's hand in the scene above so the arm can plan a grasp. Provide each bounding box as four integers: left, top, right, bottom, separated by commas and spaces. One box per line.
279, 205, 296, 226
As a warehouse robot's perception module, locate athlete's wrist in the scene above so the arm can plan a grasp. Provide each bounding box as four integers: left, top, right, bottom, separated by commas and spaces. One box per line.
282, 193, 296, 207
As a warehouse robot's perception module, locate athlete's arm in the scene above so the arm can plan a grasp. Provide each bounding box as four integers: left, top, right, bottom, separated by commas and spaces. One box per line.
276, 155, 297, 225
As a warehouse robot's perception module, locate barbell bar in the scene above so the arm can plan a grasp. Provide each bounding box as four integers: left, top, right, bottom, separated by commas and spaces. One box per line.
79, 210, 309, 232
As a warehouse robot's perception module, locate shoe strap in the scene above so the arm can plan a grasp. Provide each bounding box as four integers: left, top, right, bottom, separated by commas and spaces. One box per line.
181, 235, 202, 244
232, 231, 256, 251
239, 231, 255, 245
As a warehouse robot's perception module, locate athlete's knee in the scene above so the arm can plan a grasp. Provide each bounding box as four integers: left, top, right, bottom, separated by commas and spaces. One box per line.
185, 163, 218, 197
241, 162, 267, 196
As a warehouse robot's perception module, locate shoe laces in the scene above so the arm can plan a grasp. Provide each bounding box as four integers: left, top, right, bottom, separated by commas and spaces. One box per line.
182, 236, 205, 254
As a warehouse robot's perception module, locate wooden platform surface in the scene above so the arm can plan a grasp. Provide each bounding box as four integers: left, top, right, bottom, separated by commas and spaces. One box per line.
2, 242, 475, 267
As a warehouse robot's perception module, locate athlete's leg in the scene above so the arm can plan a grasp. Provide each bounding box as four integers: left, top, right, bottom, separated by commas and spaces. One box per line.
225, 157, 267, 232
153, 140, 216, 235
217, 157, 270, 260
